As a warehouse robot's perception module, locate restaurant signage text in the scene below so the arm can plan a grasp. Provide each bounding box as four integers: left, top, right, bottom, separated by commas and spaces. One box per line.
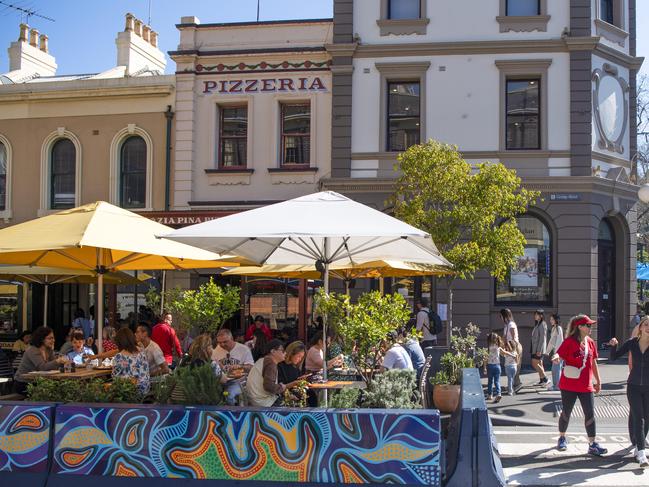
202, 77, 327, 95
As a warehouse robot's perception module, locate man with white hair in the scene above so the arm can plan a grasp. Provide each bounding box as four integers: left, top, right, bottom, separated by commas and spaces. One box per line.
212, 328, 254, 372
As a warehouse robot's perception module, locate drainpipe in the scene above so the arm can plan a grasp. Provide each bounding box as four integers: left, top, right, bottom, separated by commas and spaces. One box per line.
164, 105, 174, 211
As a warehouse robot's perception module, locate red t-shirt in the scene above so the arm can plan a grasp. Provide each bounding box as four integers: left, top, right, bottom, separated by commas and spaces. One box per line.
151, 323, 182, 365
245, 323, 272, 341
557, 336, 598, 393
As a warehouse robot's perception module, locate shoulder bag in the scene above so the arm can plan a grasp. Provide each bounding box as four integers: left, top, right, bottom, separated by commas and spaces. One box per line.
563, 339, 589, 379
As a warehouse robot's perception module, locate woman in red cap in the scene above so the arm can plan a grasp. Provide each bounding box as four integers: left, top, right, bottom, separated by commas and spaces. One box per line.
555, 314, 607, 456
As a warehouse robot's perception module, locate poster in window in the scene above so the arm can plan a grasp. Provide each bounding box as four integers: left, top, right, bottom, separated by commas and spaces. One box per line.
511, 248, 538, 288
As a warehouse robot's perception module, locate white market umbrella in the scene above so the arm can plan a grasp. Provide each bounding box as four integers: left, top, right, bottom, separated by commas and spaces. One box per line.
164, 191, 451, 404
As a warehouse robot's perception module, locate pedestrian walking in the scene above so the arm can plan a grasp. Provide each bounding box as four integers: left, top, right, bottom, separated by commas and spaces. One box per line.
485, 333, 503, 402
555, 314, 607, 456
502, 340, 519, 395
501, 308, 523, 391
547, 313, 564, 391
608, 316, 649, 467
531, 309, 548, 386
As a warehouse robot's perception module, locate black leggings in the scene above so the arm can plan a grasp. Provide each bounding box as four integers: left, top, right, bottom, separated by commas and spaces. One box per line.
559, 390, 596, 438
627, 384, 649, 450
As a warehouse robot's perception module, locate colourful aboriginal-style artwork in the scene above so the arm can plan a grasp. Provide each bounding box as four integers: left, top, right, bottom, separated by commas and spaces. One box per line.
53, 405, 440, 485
0, 404, 53, 473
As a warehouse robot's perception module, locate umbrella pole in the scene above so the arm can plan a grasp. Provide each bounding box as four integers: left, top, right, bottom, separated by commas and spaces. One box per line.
160, 270, 166, 315
322, 238, 330, 407
43, 284, 48, 327
97, 250, 105, 353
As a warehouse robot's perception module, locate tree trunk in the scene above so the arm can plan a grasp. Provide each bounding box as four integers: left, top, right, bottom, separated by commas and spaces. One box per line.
447, 278, 454, 346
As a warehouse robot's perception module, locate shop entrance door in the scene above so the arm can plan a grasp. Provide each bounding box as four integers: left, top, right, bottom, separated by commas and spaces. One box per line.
597, 220, 615, 349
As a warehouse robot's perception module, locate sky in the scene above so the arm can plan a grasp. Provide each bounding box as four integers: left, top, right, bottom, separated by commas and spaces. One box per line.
0, 1, 646, 77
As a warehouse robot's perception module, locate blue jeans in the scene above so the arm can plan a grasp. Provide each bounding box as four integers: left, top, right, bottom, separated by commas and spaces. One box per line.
487, 364, 501, 396
551, 361, 563, 391
505, 364, 517, 394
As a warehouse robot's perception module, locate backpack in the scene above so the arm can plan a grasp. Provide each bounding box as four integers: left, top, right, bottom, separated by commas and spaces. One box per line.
427, 309, 443, 336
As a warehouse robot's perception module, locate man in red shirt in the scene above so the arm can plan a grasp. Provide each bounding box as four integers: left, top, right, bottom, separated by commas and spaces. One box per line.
151, 311, 182, 366
245, 315, 272, 341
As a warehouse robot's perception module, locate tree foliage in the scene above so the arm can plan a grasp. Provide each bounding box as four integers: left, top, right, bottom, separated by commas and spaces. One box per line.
392, 140, 539, 283
322, 291, 410, 384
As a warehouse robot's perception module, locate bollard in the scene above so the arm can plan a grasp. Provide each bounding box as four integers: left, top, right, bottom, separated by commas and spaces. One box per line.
444, 368, 506, 487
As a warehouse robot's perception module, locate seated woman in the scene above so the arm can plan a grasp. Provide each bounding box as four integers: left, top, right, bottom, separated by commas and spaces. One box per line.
112, 328, 150, 396
66, 330, 94, 365
250, 329, 269, 362
12, 330, 30, 353
102, 326, 118, 352
246, 339, 301, 407
14, 326, 67, 393
278, 341, 306, 385
305, 332, 343, 374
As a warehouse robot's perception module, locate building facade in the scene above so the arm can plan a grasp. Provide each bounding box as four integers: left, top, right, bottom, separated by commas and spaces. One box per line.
0, 14, 174, 342
323, 0, 644, 349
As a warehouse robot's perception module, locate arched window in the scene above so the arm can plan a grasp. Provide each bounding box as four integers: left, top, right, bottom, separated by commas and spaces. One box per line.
119, 136, 146, 208
0, 141, 6, 211
495, 215, 552, 305
50, 139, 76, 209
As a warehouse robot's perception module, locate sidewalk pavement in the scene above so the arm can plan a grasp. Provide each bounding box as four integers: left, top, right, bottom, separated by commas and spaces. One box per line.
482, 357, 649, 486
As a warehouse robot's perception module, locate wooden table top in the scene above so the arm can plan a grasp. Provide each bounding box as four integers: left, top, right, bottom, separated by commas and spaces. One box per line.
308, 380, 366, 390
23, 368, 112, 381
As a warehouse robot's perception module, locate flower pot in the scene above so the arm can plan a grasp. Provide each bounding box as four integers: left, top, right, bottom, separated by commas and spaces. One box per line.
433, 384, 461, 413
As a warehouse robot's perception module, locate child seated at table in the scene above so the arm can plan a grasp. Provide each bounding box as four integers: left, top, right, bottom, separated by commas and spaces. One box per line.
66, 331, 94, 365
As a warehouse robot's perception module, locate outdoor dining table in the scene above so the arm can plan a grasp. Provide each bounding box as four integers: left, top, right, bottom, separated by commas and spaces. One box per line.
22, 367, 112, 381
308, 380, 366, 390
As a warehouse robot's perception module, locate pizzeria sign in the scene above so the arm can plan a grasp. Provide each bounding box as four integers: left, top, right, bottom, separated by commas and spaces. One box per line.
202, 76, 327, 95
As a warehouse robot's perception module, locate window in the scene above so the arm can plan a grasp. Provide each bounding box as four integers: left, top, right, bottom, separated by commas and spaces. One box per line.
119, 136, 146, 209
219, 106, 247, 168
506, 0, 539, 16
388, 0, 420, 19
387, 81, 420, 152
0, 142, 6, 211
50, 139, 76, 209
600, 0, 614, 24
506, 79, 540, 150
281, 104, 310, 166
495, 215, 552, 305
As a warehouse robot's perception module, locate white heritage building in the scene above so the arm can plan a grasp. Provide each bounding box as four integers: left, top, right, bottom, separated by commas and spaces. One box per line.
322, 0, 643, 351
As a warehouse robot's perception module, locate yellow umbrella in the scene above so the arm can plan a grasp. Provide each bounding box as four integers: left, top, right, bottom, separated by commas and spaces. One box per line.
223, 259, 453, 293
0, 201, 240, 350
0, 266, 151, 327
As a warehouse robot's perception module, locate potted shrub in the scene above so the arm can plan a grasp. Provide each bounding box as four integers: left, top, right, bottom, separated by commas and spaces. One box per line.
430, 323, 487, 413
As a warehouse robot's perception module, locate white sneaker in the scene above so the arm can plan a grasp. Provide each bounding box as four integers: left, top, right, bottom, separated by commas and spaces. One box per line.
635, 449, 649, 467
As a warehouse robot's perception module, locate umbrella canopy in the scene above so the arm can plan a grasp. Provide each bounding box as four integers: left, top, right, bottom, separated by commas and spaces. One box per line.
223, 259, 452, 280
0, 201, 241, 350
164, 191, 450, 267
165, 191, 451, 405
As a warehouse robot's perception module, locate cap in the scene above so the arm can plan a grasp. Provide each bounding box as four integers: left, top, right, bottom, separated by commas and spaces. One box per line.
574, 315, 596, 327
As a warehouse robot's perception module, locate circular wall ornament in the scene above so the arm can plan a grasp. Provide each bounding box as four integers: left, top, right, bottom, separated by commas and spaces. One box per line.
592, 64, 629, 154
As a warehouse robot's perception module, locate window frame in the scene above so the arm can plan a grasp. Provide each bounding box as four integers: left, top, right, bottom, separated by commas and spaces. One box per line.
387, 0, 421, 20
594, 0, 628, 46
496, 0, 549, 33
0, 136, 10, 216
386, 80, 422, 153
494, 213, 554, 307
377, 0, 429, 36
39, 128, 82, 216
280, 102, 312, 168
119, 135, 147, 209
376, 62, 429, 154
218, 104, 248, 169
495, 59, 551, 152
505, 78, 542, 151
49, 138, 77, 210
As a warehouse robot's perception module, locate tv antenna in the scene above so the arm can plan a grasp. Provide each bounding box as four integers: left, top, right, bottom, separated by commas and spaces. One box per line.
0, 1, 55, 23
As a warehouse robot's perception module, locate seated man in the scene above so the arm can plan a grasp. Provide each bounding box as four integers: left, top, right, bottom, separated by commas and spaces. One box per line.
212, 329, 254, 405
135, 323, 169, 377
66, 331, 94, 365
381, 331, 414, 372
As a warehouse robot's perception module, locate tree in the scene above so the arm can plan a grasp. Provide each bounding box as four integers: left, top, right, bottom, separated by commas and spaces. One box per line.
392, 140, 539, 338
331, 291, 411, 384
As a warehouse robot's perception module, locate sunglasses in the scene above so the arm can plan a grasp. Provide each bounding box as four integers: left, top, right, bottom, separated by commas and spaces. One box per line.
579, 323, 592, 328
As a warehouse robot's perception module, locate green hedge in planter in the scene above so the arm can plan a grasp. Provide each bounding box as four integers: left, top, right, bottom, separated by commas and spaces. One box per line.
26, 377, 141, 403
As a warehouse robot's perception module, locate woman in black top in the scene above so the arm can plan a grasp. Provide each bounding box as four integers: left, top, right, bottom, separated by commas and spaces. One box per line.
278, 341, 306, 385
609, 317, 649, 467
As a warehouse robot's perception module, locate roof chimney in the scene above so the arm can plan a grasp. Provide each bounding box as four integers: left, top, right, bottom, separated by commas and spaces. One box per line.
115, 13, 166, 75
7, 23, 57, 76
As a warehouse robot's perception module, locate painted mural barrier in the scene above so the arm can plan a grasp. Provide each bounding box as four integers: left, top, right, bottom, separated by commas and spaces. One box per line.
0, 401, 55, 487
0, 401, 441, 486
